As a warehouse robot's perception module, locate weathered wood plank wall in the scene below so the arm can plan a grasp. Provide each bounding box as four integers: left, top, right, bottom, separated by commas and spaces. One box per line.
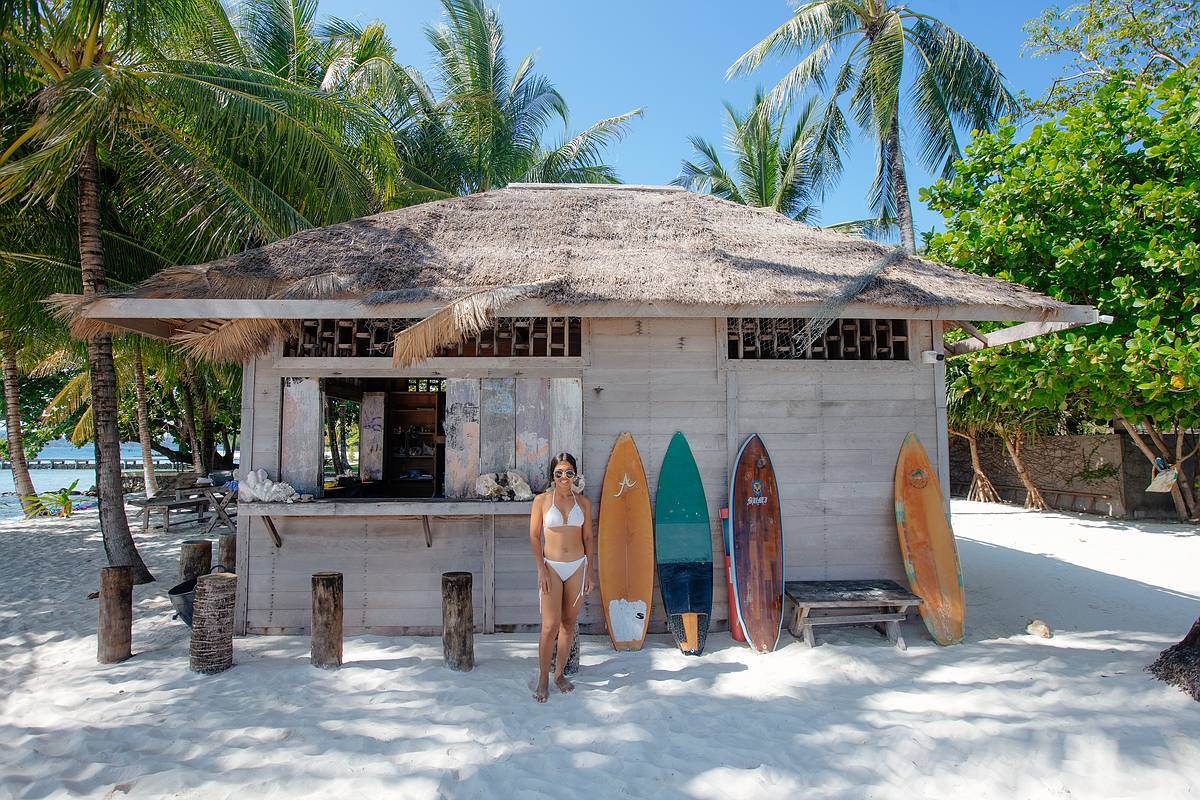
241, 318, 945, 635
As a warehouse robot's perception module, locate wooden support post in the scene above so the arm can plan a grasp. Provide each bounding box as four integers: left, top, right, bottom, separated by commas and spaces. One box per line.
180, 539, 212, 583
217, 533, 236, 572
442, 572, 474, 672
311, 572, 344, 669
97, 566, 133, 664
190, 573, 237, 674
550, 623, 581, 676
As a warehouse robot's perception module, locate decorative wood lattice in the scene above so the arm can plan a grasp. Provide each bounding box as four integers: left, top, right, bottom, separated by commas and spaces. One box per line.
284, 317, 583, 358
727, 318, 909, 361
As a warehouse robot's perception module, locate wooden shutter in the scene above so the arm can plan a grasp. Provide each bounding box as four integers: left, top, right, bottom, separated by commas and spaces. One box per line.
443, 379, 481, 498
358, 391, 385, 481
280, 377, 324, 496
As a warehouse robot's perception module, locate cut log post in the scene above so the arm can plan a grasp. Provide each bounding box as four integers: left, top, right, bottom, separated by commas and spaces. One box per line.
180, 539, 213, 583
217, 533, 236, 572
442, 571, 474, 672
311, 572, 344, 669
97, 565, 133, 664
550, 622, 581, 676
189, 572, 236, 674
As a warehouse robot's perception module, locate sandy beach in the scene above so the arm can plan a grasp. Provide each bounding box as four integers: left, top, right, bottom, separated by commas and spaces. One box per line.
1, 500, 1198, 799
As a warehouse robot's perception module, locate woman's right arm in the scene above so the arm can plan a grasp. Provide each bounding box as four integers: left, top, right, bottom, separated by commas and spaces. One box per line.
529, 495, 550, 594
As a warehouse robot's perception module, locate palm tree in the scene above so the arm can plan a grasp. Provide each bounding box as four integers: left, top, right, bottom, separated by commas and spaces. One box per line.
729, 0, 1016, 252
394, 0, 642, 203
0, 2, 386, 583
674, 91, 831, 222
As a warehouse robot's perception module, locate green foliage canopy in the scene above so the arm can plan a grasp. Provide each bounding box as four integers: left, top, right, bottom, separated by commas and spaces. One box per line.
924, 69, 1200, 431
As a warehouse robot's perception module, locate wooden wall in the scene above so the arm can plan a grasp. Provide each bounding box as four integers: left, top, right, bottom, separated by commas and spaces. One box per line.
237, 317, 944, 636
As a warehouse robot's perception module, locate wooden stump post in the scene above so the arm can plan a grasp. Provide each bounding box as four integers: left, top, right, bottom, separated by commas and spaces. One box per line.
217, 533, 236, 572
311, 572, 343, 669
550, 622, 581, 676
442, 571, 474, 672
97, 566, 133, 664
180, 539, 213, 583
189, 572, 236, 674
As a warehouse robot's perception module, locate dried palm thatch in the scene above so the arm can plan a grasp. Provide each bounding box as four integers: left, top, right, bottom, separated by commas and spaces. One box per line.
53, 185, 1073, 364
391, 282, 558, 366
172, 319, 299, 363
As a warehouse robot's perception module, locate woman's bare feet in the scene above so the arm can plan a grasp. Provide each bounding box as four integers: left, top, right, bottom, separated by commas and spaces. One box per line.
554, 673, 574, 694
532, 678, 549, 703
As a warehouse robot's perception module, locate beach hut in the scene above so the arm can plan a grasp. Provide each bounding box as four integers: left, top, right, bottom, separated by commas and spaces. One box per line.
60, 184, 1099, 637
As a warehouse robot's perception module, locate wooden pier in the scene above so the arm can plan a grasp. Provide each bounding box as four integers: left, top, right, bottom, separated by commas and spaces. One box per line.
1, 458, 177, 470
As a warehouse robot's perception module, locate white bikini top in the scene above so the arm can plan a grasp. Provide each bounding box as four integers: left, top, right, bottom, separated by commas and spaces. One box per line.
544, 494, 584, 529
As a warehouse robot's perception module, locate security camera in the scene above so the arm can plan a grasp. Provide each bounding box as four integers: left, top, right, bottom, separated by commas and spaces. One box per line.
921, 350, 945, 364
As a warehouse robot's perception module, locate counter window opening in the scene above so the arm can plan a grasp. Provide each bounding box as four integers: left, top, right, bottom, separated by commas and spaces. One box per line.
318, 377, 447, 499
727, 317, 909, 361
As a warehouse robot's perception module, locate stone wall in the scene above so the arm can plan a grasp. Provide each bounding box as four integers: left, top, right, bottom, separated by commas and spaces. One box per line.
950, 431, 1197, 519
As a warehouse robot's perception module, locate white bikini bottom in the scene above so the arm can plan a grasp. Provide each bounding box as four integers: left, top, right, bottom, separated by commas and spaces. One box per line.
543, 555, 587, 606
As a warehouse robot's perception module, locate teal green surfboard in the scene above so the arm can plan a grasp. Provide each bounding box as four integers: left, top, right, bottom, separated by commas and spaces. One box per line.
654, 431, 714, 655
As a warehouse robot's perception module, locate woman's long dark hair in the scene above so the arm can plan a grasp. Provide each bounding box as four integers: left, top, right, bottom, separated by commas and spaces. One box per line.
549, 452, 578, 477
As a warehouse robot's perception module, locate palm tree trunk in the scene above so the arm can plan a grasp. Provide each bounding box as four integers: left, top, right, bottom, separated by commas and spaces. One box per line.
1001, 431, 1048, 511
326, 397, 344, 475
179, 377, 204, 475
2, 331, 40, 516
78, 140, 154, 584
887, 119, 916, 254
131, 338, 158, 497
197, 380, 214, 474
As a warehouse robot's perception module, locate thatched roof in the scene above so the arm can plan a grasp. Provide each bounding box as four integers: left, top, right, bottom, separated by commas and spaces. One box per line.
58, 184, 1072, 362
108, 184, 1062, 309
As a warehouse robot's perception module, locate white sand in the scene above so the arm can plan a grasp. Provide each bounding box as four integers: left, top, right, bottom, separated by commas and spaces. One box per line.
1, 500, 1198, 799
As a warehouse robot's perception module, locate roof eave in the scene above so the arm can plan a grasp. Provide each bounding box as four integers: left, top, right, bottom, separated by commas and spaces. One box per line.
76, 296, 1097, 342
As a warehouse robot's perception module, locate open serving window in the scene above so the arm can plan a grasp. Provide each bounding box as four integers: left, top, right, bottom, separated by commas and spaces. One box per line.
277, 375, 582, 501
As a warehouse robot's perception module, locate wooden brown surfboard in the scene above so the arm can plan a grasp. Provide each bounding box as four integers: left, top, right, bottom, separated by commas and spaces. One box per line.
894, 432, 965, 646
728, 434, 784, 653
598, 432, 655, 650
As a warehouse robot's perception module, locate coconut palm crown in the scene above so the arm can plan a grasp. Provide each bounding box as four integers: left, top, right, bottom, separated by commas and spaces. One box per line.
728, 0, 1017, 252
674, 91, 828, 223
394, 0, 642, 204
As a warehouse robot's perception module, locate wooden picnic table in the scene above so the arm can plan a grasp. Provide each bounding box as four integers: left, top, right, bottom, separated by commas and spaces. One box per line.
196, 485, 236, 534
784, 579, 923, 650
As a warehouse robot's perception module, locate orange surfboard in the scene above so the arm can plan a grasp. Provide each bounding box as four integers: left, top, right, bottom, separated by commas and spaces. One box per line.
598, 432, 655, 650
894, 433, 964, 645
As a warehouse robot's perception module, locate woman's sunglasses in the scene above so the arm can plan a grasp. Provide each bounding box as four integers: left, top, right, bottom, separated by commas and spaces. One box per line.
553, 469, 576, 478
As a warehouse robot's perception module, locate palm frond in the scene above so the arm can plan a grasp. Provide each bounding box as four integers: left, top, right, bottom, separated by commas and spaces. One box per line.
391, 282, 557, 367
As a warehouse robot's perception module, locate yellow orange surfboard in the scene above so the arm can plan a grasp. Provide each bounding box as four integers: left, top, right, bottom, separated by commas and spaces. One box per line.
894, 433, 964, 646
598, 432, 655, 650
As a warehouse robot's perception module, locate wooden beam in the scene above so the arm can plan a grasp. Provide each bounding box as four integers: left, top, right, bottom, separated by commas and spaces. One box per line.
950, 320, 989, 345
92, 317, 181, 339
82, 297, 1101, 325
946, 315, 1106, 355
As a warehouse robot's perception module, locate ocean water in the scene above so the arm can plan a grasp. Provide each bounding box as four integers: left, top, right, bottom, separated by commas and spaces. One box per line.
0, 440, 178, 519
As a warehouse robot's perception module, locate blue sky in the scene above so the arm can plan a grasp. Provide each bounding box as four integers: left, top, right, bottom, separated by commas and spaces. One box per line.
322, 0, 1070, 235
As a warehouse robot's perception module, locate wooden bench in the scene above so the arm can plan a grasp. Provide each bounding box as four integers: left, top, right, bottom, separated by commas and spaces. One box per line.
785, 579, 922, 651
128, 472, 206, 532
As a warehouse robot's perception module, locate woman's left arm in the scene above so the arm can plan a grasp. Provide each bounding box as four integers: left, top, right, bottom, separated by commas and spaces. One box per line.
581, 495, 597, 595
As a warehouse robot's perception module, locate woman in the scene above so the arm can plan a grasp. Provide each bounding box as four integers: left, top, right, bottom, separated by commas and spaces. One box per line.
528, 452, 595, 702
